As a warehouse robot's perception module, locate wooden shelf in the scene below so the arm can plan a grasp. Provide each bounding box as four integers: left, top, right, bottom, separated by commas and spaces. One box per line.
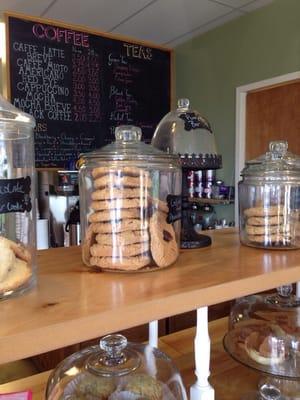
0, 318, 260, 400
1, 229, 300, 364
189, 197, 234, 205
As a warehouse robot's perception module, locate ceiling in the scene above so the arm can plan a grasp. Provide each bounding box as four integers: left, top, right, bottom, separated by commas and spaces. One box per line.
0, 0, 273, 47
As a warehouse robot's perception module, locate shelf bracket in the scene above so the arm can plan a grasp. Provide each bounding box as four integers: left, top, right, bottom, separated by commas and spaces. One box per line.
148, 320, 158, 347
190, 307, 215, 400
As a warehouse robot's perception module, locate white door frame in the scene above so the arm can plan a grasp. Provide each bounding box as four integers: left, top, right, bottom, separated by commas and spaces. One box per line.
234, 71, 300, 222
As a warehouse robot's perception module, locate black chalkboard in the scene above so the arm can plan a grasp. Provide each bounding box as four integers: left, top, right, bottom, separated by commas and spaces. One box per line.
6, 13, 171, 168
0, 176, 32, 213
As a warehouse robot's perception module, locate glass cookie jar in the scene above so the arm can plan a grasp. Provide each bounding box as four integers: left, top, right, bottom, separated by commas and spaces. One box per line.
79, 125, 182, 272
239, 141, 300, 249
0, 95, 36, 299
46, 333, 187, 400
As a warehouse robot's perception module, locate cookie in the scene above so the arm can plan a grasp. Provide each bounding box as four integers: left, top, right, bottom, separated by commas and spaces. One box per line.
91, 188, 148, 201
149, 211, 178, 268
88, 209, 142, 223
124, 373, 163, 400
90, 242, 149, 257
244, 206, 284, 217
94, 174, 152, 189
82, 224, 97, 264
95, 230, 149, 246
246, 224, 291, 235
0, 236, 31, 263
90, 254, 151, 270
87, 220, 148, 234
244, 330, 285, 366
149, 198, 169, 214
248, 234, 291, 244
91, 198, 147, 211
0, 246, 16, 282
92, 166, 149, 179
247, 216, 284, 226
0, 259, 31, 292
75, 373, 115, 400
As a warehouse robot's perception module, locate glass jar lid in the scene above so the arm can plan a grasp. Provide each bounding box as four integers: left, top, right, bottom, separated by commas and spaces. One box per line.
80, 125, 179, 163
241, 141, 300, 181
0, 94, 35, 128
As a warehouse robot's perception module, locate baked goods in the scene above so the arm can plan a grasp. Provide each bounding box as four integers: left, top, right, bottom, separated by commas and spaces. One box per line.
90, 242, 150, 257
244, 329, 286, 366
95, 230, 149, 246
88, 209, 142, 223
124, 373, 163, 400
91, 188, 147, 201
63, 373, 115, 400
243, 205, 297, 248
149, 211, 178, 268
83, 166, 178, 271
229, 319, 287, 367
0, 236, 31, 292
90, 254, 151, 271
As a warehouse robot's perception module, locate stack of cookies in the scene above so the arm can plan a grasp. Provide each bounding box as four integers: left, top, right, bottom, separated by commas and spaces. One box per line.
82, 166, 179, 271
0, 236, 31, 293
244, 205, 292, 247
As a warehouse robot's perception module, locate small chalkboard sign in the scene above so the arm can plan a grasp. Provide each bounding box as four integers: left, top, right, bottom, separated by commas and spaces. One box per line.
0, 176, 32, 213
6, 13, 172, 168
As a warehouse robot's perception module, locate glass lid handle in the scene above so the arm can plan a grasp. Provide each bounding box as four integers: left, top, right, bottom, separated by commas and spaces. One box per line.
277, 284, 293, 297
115, 125, 142, 142
177, 98, 190, 109
259, 383, 281, 399
269, 141, 288, 160
100, 334, 127, 366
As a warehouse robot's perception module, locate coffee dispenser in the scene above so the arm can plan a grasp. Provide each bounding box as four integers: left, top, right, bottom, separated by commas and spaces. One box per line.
152, 98, 222, 248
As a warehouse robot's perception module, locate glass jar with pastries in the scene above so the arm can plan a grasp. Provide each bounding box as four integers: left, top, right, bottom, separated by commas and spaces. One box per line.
224, 288, 300, 399
238, 140, 300, 249
0, 95, 36, 300
46, 333, 188, 400
79, 125, 182, 272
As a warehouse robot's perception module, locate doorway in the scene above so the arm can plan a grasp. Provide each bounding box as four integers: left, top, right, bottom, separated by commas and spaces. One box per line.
235, 71, 300, 222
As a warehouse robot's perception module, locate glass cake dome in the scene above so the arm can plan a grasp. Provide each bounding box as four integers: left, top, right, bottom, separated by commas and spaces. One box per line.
46, 333, 188, 400
224, 291, 300, 379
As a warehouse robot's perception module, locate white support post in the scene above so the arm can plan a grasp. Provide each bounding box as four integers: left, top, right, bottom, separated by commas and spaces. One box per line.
296, 282, 300, 298
149, 320, 158, 347
190, 307, 215, 400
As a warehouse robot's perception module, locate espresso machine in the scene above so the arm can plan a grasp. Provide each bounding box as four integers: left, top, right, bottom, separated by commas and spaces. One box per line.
152, 98, 222, 248
37, 170, 80, 247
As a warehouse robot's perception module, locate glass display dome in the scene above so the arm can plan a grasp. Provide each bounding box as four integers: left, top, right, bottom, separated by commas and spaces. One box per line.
151, 98, 221, 170
224, 291, 300, 379
46, 333, 188, 400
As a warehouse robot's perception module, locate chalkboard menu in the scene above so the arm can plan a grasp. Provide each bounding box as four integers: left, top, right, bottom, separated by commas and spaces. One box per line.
6, 13, 171, 168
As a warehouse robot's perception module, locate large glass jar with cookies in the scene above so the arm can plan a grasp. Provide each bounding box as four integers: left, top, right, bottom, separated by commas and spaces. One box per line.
239, 140, 300, 249
46, 333, 187, 400
0, 95, 36, 299
79, 125, 182, 272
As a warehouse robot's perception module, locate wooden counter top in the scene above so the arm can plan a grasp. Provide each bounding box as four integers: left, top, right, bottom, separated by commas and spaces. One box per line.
0, 318, 261, 400
1, 229, 300, 364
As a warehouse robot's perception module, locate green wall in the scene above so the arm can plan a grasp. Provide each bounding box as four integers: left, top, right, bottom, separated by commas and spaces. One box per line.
175, 0, 300, 221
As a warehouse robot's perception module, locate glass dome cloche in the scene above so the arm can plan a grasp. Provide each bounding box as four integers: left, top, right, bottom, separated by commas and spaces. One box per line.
152, 98, 214, 154
224, 290, 300, 380
46, 333, 188, 400
151, 98, 221, 170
